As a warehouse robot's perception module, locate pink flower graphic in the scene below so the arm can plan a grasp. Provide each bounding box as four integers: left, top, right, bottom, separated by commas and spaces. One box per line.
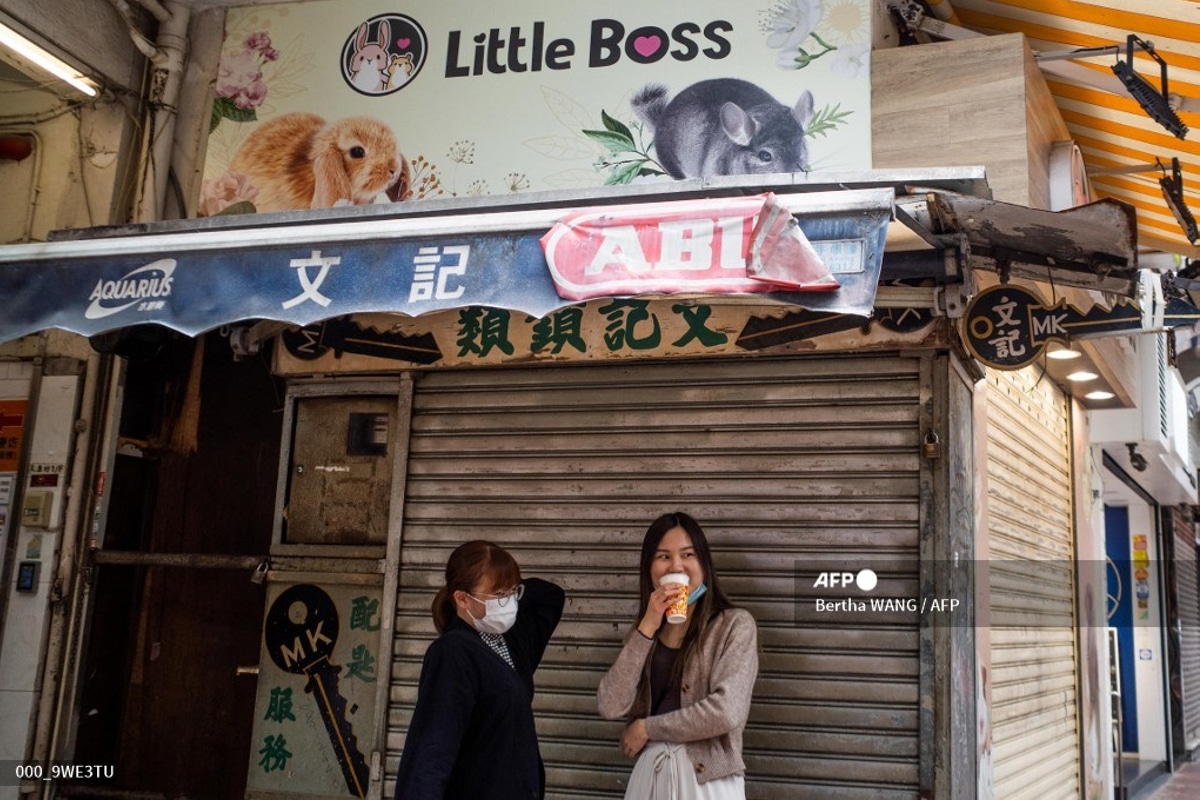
212, 31, 279, 131
215, 32, 276, 111
198, 170, 259, 217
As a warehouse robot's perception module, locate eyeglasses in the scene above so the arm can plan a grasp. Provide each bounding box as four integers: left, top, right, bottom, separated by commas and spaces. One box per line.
470, 583, 525, 608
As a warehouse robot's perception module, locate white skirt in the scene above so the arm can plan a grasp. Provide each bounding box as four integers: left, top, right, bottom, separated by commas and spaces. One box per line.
623, 742, 746, 800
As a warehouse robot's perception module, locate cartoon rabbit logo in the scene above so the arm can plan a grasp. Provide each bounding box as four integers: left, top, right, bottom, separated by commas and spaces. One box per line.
340, 14, 426, 96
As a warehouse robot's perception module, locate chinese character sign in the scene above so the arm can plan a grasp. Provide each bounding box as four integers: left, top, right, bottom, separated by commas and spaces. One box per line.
202, 0, 873, 216
962, 283, 1144, 370
248, 583, 384, 799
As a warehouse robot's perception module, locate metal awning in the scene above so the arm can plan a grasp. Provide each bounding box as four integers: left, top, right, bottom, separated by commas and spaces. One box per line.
916, 192, 1141, 296
0, 186, 898, 346
0, 170, 1148, 347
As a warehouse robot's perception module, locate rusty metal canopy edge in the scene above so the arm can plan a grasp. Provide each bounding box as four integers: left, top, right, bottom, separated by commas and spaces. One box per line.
926, 193, 1140, 297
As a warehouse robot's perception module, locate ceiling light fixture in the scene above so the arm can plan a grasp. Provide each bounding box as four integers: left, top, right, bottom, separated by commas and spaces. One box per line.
1046, 346, 1083, 360
1067, 371, 1099, 382
1111, 34, 1187, 139
0, 20, 98, 97
1160, 157, 1199, 245
1086, 390, 1116, 401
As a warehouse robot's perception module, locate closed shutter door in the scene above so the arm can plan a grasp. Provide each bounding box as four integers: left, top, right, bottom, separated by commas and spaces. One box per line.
1175, 510, 1200, 751
387, 355, 924, 799
986, 367, 1080, 798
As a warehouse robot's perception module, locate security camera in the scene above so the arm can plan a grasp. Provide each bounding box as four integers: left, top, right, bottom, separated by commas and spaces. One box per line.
1126, 443, 1148, 472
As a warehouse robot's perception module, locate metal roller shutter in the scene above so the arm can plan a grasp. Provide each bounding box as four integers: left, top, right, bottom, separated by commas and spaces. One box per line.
1174, 509, 1200, 752
985, 367, 1080, 799
387, 355, 925, 799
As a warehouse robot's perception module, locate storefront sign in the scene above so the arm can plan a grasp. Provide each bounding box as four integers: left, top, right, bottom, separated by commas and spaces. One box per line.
203, 0, 873, 216
963, 284, 1143, 370
0, 191, 890, 345
249, 583, 384, 799
542, 193, 840, 300
274, 298, 944, 374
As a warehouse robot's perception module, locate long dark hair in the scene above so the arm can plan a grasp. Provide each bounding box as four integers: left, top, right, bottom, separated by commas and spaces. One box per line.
637, 512, 733, 682
432, 540, 521, 633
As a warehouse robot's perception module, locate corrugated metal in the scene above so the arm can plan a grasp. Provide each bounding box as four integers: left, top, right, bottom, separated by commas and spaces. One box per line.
952, 0, 1200, 257
986, 367, 1080, 798
385, 356, 925, 799
1175, 509, 1200, 751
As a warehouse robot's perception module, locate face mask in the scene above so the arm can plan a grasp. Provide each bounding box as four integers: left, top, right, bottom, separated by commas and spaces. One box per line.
688, 583, 707, 605
468, 596, 519, 634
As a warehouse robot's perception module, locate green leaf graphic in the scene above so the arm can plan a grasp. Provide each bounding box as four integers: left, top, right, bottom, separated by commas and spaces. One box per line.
583, 128, 637, 155
805, 103, 853, 139
601, 109, 634, 140
210, 97, 257, 132
604, 160, 645, 185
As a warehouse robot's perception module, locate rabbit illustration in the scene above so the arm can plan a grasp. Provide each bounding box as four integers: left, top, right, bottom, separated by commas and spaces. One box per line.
350, 20, 390, 93
632, 78, 815, 179
229, 112, 411, 212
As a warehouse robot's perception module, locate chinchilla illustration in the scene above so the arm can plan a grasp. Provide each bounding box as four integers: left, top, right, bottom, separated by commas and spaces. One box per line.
632, 78, 815, 179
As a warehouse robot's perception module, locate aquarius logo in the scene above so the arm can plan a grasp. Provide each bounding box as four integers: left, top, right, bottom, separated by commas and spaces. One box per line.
85, 259, 176, 320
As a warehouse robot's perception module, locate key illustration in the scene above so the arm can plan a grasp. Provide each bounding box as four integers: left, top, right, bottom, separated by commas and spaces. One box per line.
281, 317, 444, 364
265, 584, 370, 798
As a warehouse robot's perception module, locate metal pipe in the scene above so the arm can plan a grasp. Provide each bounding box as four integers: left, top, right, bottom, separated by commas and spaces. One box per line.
91, 551, 264, 569
41, 354, 113, 790
132, 2, 190, 223
29, 352, 101, 799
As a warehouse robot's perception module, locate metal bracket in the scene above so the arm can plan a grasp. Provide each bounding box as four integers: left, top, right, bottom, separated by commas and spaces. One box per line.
886, 0, 983, 41
934, 284, 970, 319
227, 321, 292, 358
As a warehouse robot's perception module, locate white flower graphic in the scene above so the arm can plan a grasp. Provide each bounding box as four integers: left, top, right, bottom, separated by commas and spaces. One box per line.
818, 0, 869, 46
830, 42, 870, 78
765, 0, 825, 50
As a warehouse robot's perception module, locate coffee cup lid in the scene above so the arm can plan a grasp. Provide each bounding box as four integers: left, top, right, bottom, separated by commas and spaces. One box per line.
659, 572, 689, 587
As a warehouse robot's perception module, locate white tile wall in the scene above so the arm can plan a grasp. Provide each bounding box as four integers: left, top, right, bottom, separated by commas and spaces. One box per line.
0, 687, 35, 758
0, 361, 35, 384
0, 533, 56, 692
0, 369, 79, 775
0, 687, 36, 800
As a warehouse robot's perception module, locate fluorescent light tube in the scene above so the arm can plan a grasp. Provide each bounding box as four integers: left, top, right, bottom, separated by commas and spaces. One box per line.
0, 21, 97, 97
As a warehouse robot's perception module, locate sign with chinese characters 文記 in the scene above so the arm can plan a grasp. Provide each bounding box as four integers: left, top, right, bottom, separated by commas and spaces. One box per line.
962, 283, 1144, 370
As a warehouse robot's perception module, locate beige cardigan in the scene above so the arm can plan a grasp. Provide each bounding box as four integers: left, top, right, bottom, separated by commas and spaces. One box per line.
597, 607, 759, 784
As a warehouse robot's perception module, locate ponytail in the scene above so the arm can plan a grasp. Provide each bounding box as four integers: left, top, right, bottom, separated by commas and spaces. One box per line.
431, 586, 457, 634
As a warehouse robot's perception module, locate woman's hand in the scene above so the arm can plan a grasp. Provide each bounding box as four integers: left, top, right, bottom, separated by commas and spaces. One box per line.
621, 718, 650, 758
637, 583, 684, 638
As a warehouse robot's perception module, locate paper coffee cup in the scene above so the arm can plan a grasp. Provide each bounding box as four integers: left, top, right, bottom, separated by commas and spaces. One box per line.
660, 573, 689, 624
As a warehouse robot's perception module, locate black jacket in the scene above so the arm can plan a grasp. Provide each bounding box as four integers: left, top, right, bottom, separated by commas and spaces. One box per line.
395, 577, 565, 799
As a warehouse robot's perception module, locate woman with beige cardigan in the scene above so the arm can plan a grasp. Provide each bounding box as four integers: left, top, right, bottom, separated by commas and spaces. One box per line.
598, 512, 759, 799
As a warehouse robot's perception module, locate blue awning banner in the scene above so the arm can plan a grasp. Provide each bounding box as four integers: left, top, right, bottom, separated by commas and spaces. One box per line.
0, 189, 893, 345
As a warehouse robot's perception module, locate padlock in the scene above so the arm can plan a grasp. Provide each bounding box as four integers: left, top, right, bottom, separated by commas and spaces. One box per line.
922, 431, 942, 459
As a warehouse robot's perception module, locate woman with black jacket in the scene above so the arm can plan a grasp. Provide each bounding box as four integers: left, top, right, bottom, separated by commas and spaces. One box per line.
396, 540, 565, 799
